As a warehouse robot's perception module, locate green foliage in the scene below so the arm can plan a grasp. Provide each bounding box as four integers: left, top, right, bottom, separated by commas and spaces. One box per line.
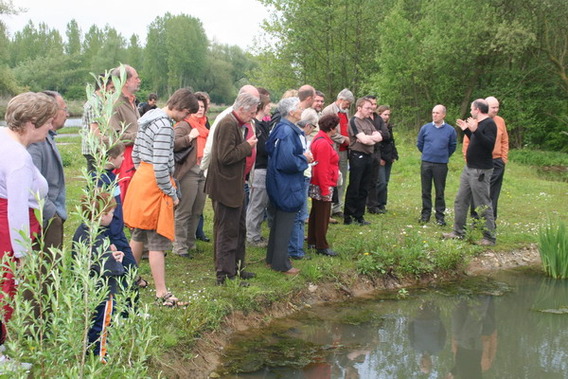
539, 219, 568, 279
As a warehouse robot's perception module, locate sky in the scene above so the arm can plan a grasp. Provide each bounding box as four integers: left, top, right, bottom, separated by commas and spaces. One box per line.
3, 0, 272, 49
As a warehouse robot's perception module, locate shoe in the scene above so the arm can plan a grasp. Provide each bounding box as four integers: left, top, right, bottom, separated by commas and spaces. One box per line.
476, 239, 496, 246
196, 235, 210, 242
307, 244, 315, 250
329, 217, 339, 224
419, 217, 430, 224
442, 232, 463, 240
282, 267, 300, 275
316, 248, 338, 257
0, 353, 32, 373
239, 271, 256, 280
356, 218, 371, 226
290, 255, 312, 260
436, 219, 447, 226
377, 207, 387, 214
344, 216, 353, 225
156, 292, 189, 307
332, 211, 344, 218
216, 276, 250, 287
247, 239, 268, 248
368, 208, 380, 214
136, 276, 149, 289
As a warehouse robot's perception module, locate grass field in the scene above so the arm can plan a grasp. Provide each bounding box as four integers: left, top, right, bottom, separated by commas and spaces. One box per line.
55, 125, 568, 376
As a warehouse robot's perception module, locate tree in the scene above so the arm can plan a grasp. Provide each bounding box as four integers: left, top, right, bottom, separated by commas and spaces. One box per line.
144, 13, 208, 95
65, 19, 82, 55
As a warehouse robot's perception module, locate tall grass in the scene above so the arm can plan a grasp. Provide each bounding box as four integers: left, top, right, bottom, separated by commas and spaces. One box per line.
538, 219, 568, 279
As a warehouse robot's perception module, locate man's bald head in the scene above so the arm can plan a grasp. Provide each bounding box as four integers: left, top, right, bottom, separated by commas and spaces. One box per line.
298, 84, 315, 108
485, 96, 500, 118
239, 85, 260, 98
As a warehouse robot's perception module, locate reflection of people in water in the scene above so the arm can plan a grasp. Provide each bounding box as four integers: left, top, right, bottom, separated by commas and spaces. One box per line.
446, 296, 498, 379
408, 300, 447, 374
303, 320, 376, 379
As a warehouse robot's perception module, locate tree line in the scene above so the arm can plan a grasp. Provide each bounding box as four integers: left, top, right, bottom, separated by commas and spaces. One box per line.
0, 10, 257, 105
1, 0, 567, 151
253, 0, 568, 152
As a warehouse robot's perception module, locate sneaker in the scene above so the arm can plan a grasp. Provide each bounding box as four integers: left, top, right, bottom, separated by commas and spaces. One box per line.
316, 248, 338, 257
442, 232, 463, 240
368, 208, 380, 214
476, 239, 496, 246
247, 238, 268, 248
377, 207, 387, 214
239, 271, 257, 280
419, 217, 430, 224
290, 254, 312, 260
0, 354, 32, 373
356, 218, 371, 226
436, 219, 447, 226
344, 216, 353, 225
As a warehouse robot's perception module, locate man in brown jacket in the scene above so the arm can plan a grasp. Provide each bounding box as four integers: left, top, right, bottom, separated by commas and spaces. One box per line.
205, 92, 259, 285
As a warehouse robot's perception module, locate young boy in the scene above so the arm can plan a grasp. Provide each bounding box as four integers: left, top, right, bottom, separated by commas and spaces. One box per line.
72, 192, 125, 363
98, 142, 139, 285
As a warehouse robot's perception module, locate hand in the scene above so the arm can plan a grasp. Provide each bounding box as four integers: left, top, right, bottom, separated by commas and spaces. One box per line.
189, 128, 200, 139
304, 151, 314, 163
466, 117, 478, 132
456, 119, 468, 131
343, 136, 350, 145
109, 244, 124, 263
380, 159, 386, 166
247, 134, 258, 147
173, 197, 180, 207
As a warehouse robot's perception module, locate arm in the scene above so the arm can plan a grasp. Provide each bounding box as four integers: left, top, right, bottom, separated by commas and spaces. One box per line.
501, 120, 509, 164
7, 164, 34, 258
151, 123, 178, 202
416, 126, 425, 152
448, 128, 458, 157
462, 135, 470, 160
28, 142, 56, 221
273, 132, 308, 174
215, 120, 253, 166
311, 141, 334, 197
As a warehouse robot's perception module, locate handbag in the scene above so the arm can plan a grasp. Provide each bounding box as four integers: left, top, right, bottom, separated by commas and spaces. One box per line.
174, 143, 194, 164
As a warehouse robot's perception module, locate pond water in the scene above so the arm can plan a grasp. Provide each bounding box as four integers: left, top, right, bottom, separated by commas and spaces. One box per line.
217, 268, 568, 378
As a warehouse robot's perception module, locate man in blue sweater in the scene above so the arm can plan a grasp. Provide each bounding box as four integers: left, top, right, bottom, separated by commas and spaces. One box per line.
416, 105, 457, 226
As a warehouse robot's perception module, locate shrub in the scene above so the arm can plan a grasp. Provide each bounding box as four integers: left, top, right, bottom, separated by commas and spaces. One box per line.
539, 219, 568, 279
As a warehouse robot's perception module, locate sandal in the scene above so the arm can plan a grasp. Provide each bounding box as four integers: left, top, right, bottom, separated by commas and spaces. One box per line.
136, 276, 149, 289
156, 292, 189, 307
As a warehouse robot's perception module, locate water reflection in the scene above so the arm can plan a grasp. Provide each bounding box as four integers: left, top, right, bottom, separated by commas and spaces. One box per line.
218, 270, 568, 379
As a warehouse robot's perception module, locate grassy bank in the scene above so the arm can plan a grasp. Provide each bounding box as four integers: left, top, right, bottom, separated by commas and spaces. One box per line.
55, 128, 568, 377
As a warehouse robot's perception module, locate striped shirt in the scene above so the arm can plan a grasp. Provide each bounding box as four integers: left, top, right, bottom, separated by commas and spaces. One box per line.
132, 110, 177, 200
81, 95, 102, 155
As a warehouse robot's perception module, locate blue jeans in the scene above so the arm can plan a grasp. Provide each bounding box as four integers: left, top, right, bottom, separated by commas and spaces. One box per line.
288, 177, 310, 257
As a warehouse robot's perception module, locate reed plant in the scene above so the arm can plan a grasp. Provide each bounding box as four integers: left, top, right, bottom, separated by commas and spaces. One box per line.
538, 219, 568, 279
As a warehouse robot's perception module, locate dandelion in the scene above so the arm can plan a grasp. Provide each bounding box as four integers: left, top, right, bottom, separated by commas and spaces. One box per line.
364, 252, 370, 256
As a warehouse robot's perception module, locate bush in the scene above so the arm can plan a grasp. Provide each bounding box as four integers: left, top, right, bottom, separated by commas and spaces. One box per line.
539, 219, 568, 279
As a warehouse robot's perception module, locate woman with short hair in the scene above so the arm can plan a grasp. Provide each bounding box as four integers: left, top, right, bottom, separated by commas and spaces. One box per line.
307, 114, 340, 256
0, 92, 57, 362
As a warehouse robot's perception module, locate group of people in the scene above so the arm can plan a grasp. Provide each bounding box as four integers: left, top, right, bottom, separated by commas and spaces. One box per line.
0, 61, 508, 365
418, 97, 509, 245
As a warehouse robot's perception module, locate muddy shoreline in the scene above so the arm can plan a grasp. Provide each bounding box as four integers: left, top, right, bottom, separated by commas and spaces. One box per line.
157, 245, 541, 378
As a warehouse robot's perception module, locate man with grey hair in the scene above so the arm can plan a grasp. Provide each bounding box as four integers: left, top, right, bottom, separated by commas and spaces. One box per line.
109, 64, 141, 200
205, 92, 259, 285
322, 88, 354, 217
201, 85, 260, 172
462, 96, 509, 221
28, 90, 69, 249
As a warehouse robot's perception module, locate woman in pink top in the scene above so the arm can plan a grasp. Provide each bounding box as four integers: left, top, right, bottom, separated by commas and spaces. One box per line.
0, 92, 57, 358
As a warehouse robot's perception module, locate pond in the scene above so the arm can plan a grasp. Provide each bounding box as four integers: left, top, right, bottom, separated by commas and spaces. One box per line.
216, 268, 568, 378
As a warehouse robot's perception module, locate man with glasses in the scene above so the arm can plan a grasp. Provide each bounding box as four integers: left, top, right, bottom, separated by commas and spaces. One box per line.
28, 91, 69, 249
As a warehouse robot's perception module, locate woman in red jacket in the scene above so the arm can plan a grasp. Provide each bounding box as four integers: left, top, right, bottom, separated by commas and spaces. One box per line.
307, 114, 340, 256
